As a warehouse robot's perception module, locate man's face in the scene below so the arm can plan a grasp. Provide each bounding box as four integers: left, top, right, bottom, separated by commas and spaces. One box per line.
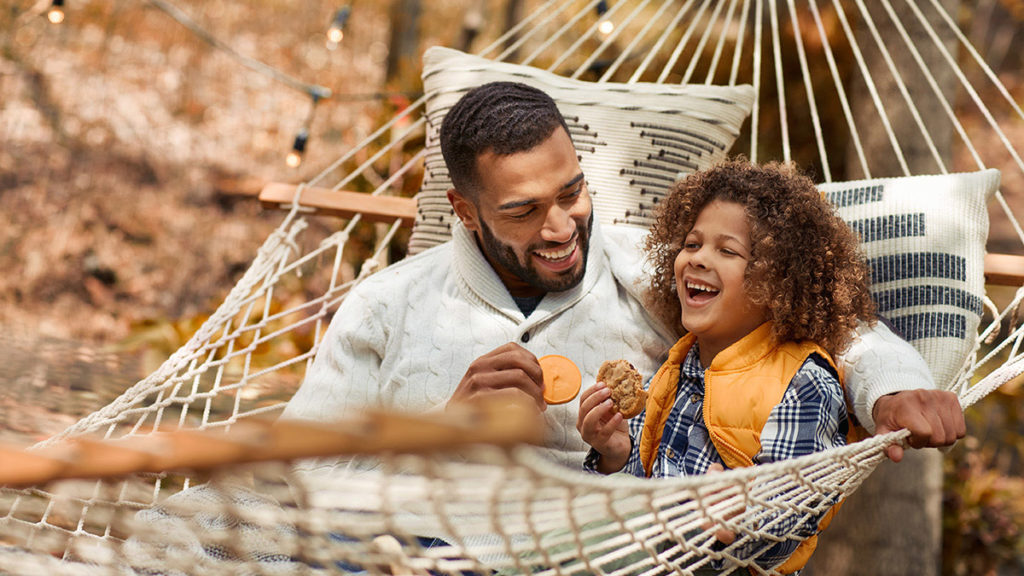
448, 128, 593, 297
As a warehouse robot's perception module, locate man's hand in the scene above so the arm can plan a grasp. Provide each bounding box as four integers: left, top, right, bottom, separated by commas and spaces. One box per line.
576, 383, 630, 473
448, 343, 546, 412
872, 389, 966, 462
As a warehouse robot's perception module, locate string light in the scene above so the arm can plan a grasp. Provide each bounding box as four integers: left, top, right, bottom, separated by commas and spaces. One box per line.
326, 6, 351, 50
96, 0, 332, 170
596, 0, 614, 36
285, 92, 326, 168
286, 129, 308, 168
47, 0, 65, 24
41, 0, 339, 169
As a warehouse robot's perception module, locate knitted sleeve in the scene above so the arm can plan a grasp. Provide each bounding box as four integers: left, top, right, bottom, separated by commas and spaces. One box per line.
837, 320, 936, 433
279, 288, 388, 424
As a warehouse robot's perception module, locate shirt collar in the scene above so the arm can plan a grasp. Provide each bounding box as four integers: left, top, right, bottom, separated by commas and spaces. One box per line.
681, 343, 705, 380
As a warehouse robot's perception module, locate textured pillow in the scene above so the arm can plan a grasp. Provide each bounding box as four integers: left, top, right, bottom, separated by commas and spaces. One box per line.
820, 169, 1001, 389
409, 46, 755, 254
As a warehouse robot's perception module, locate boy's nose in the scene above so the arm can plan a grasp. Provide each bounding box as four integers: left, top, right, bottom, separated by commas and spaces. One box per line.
689, 247, 709, 268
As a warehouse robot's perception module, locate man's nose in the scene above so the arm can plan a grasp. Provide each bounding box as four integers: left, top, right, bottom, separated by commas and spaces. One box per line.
541, 205, 575, 242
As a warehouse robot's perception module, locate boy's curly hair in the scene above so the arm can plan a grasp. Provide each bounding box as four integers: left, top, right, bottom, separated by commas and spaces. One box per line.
643, 158, 876, 358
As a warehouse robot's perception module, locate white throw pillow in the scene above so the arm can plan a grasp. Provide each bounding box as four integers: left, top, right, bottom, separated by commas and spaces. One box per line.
409, 46, 755, 254
820, 169, 1001, 389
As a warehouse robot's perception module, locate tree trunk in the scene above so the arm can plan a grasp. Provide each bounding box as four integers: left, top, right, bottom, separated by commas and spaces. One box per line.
502, 0, 525, 60
385, 0, 422, 93
806, 450, 945, 575
458, 0, 488, 53
805, 1, 959, 575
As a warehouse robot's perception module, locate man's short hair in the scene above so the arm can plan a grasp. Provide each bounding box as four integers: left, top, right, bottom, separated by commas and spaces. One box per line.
439, 81, 571, 199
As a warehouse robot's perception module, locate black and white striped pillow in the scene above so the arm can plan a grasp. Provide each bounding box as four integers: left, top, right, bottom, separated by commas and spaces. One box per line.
410, 47, 755, 254
821, 169, 1001, 389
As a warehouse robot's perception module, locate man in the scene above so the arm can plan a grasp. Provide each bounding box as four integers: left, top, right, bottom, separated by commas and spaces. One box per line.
281, 81, 964, 466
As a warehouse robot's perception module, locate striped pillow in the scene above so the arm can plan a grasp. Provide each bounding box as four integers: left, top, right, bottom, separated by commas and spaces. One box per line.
409, 46, 755, 254
820, 169, 1001, 389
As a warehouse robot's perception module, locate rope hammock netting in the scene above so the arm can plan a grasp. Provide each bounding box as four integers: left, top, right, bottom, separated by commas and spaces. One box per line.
2, 0, 1024, 574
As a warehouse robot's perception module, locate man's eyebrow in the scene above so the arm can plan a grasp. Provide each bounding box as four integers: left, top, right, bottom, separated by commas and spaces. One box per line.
498, 198, 538, 211
497, 173, 586, 211
499, 199, 540, 213
563, 172, 585, 191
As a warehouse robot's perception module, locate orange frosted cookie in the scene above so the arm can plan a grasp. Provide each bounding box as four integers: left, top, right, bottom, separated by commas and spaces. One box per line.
597, 359, 646, 418
539, 355, 582, 405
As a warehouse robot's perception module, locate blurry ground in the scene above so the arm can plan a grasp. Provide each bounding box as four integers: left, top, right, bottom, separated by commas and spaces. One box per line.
0, 0, 476, 442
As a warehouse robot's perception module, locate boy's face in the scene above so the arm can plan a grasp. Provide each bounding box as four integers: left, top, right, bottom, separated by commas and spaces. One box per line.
674, 199, 768, 365
448, 127, 593, 298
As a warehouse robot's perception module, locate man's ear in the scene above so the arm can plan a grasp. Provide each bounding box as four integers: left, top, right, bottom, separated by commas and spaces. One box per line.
447, 188, 481, 233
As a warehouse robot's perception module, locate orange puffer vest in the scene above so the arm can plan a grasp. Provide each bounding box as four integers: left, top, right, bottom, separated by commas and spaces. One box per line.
638, 322, 845, 574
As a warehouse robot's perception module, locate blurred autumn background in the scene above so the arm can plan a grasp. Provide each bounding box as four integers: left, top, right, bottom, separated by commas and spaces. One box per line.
0, 0, 465, 437
1, 0, 1023, 574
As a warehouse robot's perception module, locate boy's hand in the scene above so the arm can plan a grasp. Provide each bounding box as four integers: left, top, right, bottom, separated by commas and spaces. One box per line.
872, 389, 965, 462
576, 383, 630, 473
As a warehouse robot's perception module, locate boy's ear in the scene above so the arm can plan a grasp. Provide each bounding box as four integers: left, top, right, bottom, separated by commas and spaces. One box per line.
447, 188, 481, 234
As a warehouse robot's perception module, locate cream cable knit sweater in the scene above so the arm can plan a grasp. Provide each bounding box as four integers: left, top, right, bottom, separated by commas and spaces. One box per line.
282, 221, 934, 467
282, 221, 674, 467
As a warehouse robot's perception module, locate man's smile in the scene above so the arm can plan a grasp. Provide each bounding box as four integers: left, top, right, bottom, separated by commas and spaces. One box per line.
534, 237, 578, 262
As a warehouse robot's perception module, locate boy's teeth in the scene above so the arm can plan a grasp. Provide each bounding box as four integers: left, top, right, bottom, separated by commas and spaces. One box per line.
536, 239, 576, 260
686, 281, 718, 293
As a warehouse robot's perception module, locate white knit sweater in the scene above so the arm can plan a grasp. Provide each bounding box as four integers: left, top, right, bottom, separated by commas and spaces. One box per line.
282, 221, 935, 467
282, 221, 676, 467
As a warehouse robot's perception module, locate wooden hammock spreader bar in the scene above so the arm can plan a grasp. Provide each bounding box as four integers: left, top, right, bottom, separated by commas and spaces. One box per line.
259, 182, 418, 227
984, 253, 1024, 286
0, 398, 543, 488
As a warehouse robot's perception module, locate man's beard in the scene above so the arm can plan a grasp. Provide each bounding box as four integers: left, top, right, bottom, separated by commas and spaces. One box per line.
478, 211, 593, 294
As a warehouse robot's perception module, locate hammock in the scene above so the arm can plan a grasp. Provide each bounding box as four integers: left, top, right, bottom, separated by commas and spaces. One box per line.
2, 0, 1023, 574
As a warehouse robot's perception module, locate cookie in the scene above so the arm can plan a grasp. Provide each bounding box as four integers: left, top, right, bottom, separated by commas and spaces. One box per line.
597, 359, 646, 418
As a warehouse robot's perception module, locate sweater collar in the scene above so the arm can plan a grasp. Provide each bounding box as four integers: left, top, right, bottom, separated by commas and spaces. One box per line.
451, 218, 607, 321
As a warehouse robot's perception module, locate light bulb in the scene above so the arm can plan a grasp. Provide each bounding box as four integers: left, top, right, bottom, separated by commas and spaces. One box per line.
598, 19, 614, 36
326, 7, 350, 49
286, 130, 308, 168
48, 0, 65, 24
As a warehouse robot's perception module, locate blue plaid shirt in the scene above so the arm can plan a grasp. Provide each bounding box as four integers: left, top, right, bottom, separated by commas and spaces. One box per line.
585, 343, 849, 571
